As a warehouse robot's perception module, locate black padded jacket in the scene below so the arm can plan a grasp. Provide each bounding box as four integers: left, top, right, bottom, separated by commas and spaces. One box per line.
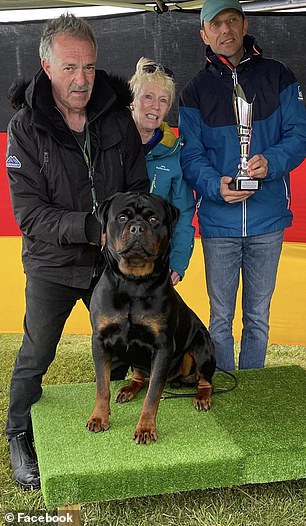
6, 69, 149, 288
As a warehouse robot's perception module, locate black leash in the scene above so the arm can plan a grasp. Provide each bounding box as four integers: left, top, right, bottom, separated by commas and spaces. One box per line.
160, 368, 238, 400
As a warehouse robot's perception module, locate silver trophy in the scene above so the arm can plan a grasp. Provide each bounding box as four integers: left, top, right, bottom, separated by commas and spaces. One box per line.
229, 84, 262, 191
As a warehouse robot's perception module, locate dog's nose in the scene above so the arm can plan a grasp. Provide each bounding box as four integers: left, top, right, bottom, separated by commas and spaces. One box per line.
129, 224, 145, 236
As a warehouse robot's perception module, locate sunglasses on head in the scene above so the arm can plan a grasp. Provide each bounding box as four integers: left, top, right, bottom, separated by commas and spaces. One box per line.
142, 62, 174, 78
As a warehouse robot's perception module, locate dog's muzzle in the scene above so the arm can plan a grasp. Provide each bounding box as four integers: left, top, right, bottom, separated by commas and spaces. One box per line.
129, 223, 145, 236
117, 221, 156, 258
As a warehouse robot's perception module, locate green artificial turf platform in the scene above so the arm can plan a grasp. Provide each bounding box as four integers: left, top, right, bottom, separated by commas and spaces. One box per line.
32, 366, 306, 508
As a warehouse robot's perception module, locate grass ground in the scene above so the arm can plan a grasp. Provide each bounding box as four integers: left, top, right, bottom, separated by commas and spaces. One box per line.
0, 334, 305, 526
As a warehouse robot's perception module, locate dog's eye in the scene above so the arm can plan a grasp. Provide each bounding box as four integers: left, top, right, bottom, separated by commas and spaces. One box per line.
149, 216, 159, 225
118, 214, 129, 223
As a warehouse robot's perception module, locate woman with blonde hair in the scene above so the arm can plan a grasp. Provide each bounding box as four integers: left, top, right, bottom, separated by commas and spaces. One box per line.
130, 57, 195, 285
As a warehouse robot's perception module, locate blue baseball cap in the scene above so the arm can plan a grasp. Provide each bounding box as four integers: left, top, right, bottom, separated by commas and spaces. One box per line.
200, 0, 243, 22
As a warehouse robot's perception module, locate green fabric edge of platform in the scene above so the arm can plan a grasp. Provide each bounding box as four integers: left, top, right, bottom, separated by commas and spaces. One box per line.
31, 366, 306, 507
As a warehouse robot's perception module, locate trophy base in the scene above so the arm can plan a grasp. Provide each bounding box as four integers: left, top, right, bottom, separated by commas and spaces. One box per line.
229, 177, 262, 191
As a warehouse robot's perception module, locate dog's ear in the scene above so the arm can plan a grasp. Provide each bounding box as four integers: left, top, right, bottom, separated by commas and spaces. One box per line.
95, 194, 118, 234
165, 201, 180, 235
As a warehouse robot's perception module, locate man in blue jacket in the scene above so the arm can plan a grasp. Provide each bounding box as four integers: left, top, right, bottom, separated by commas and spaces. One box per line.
179, 0, 306, 371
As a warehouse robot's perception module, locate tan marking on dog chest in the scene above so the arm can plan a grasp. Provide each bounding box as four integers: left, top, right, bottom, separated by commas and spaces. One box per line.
133, 314, 166, 338
97, 315, 123, 332
119, 259, 154, 277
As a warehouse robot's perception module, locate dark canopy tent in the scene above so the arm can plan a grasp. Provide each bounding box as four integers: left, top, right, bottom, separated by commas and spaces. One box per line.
0, 0, 306, 12
0, 10, 305, 128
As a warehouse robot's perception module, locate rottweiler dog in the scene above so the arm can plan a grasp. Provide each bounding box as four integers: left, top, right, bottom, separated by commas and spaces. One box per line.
86, 192, 216, 444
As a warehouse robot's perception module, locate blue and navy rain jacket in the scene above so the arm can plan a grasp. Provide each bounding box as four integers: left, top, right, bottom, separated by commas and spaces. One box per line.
179, 34, 306, 238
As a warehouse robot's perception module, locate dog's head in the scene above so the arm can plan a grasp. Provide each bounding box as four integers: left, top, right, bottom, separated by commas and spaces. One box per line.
96, 192, 179, 278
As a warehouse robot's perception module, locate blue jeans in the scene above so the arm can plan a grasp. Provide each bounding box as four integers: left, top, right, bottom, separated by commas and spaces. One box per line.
202, 230, 284, 371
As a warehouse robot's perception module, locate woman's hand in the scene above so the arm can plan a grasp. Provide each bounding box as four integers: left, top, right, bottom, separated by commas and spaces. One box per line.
170, 270, 181, 286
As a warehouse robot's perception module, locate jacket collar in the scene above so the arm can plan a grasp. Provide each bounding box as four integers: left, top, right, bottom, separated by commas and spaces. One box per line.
159, 122, 181, 149
146, 122, 182, 158
24, 69, 126, 143
205, 34, 262, 75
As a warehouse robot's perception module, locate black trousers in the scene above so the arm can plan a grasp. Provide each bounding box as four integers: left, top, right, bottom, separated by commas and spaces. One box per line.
6, 276, 129, 439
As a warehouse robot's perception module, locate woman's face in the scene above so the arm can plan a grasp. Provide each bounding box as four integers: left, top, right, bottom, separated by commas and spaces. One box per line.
132, 81, 171, 136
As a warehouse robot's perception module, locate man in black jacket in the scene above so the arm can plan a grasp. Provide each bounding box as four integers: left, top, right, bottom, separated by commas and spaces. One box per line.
6, 13, 149, 489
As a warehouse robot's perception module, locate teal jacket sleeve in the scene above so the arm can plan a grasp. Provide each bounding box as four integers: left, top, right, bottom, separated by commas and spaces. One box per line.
168, 157, 195, 278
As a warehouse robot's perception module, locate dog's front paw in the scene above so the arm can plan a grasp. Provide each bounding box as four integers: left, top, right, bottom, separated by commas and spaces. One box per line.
115, 386, 136, 403
134, 426, 157, 445
192, 392, 212, 411
86, 417, 110, 433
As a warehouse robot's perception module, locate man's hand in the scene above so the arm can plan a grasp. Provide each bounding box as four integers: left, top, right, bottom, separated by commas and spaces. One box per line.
221, 154, 268, 203
247, 154, 268, 179
221, 176, 254, 203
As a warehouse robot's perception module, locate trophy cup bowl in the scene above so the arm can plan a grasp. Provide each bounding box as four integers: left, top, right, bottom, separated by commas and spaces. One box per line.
229, 84, 262, 191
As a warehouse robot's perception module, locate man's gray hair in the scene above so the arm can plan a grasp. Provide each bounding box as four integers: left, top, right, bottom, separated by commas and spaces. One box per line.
39, 13, 97, 62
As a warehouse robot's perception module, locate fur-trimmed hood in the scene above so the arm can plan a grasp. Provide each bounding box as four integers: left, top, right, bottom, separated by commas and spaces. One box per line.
8, 77, 31, 111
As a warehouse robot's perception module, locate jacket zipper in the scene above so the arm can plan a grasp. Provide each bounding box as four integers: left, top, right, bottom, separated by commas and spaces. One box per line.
148, 136, 183, 160
232, 67, 249, 237
149, 174, 157, 193
118, 146, 123, 167
164, 137, 183, 157
283, 177, 291, 209
232, 68, 238, 87
40, 151, 49, 176
148, 137, 183, 194
170, 138, 184, 155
